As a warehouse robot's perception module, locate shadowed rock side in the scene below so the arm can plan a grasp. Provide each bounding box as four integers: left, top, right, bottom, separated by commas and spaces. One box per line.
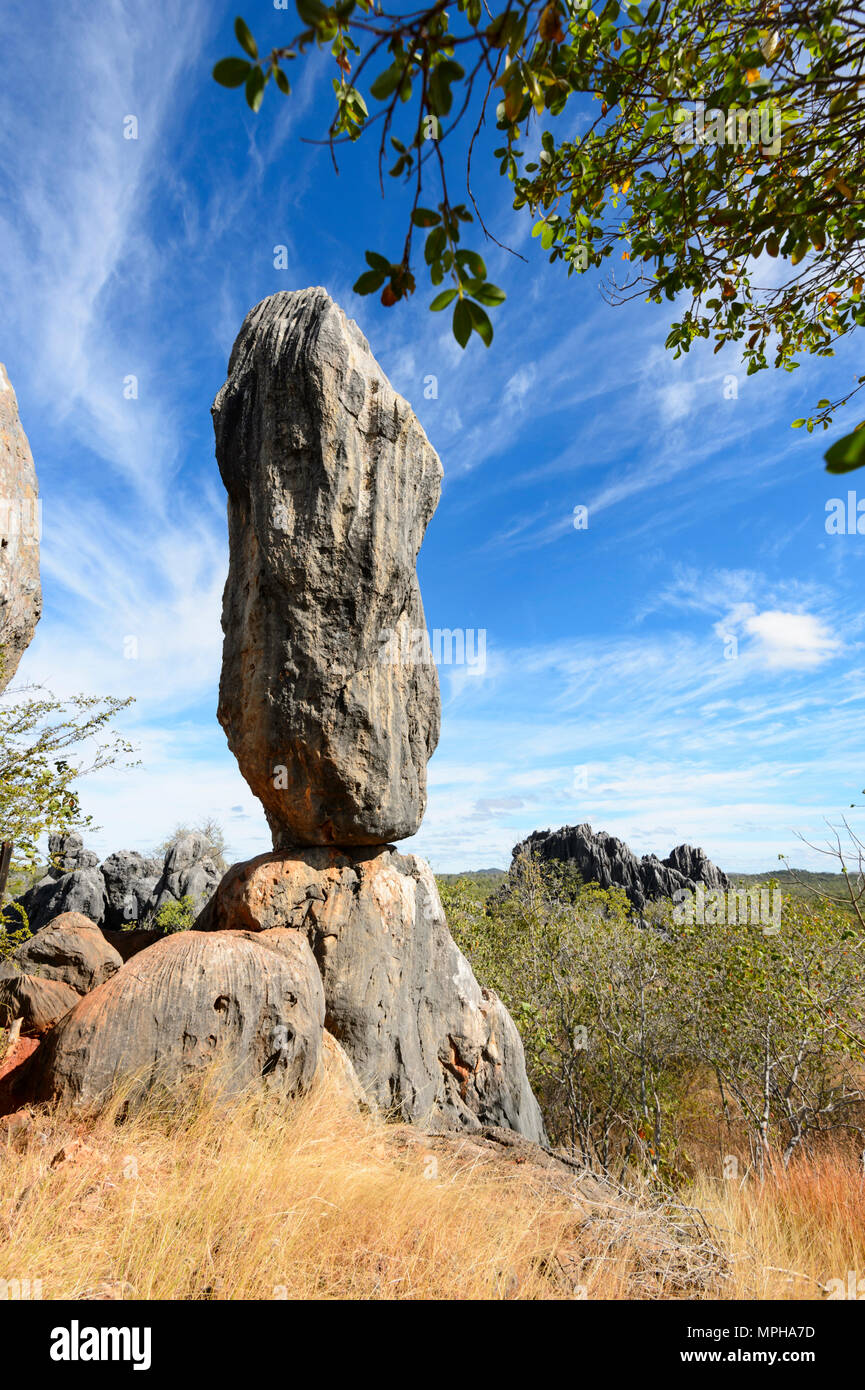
510, 822, 728, 911
212, 288, 442, 847
0, 363, 41, 691
0, 976, 79, 1037
0, 913, 122, 994
30, 930, 325, 1111
201, 847, 546, 1142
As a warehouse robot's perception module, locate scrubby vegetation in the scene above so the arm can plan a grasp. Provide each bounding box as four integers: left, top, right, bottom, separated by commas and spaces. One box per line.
2, 852, 863, 1301
442, 856, 865, 1182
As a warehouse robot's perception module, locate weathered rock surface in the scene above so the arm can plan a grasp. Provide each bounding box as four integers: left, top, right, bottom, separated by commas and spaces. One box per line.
31, 929, 324, 1111
0, 363, 41, 691
212, 288, 442, 847
318, 1027, 368, 1110
16, 867, 108, 936
0, 974, 79, 1036
0, 913, 122, 994
100, 850, 163, 932
204, 847, 546, 1141
15, 832, 221, 934
48, 831, 100, 873
100, 927, 164, 962
509, 823, 728, 911
149, 832, 222, 915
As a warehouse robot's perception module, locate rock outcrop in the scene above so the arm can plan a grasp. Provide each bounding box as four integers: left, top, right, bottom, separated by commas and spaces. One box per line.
509, 823, 728, 911
47, 832, 100, 873
16, 832, 221, 934
0, 913, 122, 994
212, 288, 442, 848
0, 363, 41, 691
31, 929, 324, 1111
0, 975, 79, 1036
10, 292, 545, 1144
202, 847, 545, 1139
16, 866, 108, 936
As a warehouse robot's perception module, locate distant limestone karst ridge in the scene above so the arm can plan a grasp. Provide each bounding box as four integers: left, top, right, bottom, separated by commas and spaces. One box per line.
507, 822, 729, 911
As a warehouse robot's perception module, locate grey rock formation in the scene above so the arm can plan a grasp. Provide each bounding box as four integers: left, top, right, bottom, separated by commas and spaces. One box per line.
149, 832, 221, 915
212, 288, 442, 847
0, 912, 122, 994
31, 929, 325, 1111
509, 822, 728, 911
204, 846, 546, 1141
15, 833, 221, 934
48, 832, 100, 873
0, 363, 41, 691
100, 850, 163, 932
16, 866, 108, 935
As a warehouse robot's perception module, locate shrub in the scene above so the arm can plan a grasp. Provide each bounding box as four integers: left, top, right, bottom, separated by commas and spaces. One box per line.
442, 855, 865, 1181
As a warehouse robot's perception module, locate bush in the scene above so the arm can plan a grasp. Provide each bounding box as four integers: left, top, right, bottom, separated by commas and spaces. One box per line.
153, 895, 197, 934
442, 855, 865, 1181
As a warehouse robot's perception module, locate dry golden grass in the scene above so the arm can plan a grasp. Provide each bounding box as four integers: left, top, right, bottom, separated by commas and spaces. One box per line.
691, 1147, 865, 1300
0, 1068, 862, 1301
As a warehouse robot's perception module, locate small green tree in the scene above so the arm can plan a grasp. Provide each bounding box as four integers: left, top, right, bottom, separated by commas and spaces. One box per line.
150, 895, 198, 934
0, 687, 136, 902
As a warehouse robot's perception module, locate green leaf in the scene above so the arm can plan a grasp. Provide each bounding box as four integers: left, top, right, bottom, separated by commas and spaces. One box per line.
470, 282, 506, 307
296, 0, 327, 23
213, 57, 252, 88
453, 298, 473, 348
353, 269, 385, 295
365, 250, 390, 273
370, 64, 402, 100
245, 66, 265, 111
430, 288, 457, 311
468, 300, 493, 346
424, 226, 446, 264
456, 249, 486, 279
411, 208, 441, 228
274, 67, 291, 96
234, 17, 258, 59
825, 428, 865, 474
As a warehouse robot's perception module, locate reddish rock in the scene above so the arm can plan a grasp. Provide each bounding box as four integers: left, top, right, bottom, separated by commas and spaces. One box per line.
0, 974, 79, 1035
0, 1034, 40, 1115
31, 929, 325, 1111
4, 912, 122, 993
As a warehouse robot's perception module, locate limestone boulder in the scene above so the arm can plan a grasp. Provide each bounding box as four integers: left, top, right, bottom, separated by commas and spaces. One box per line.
100, 850, 162, 931
0, 974, 79, 1036
48, 832, 100, 874
149, 833, 221, 917
0, 363, 41, 691
31, 929, 325, 1111
16, 867, 107, 935
212, 288, 442, 847
205, 847, 545, 1141
0, 912, 122, 994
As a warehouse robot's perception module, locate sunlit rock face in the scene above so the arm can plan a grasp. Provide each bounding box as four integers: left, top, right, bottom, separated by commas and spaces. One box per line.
212, 288, 442, 848
0, 363, 41, 691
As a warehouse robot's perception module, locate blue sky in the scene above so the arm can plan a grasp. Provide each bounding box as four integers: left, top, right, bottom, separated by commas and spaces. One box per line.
2, 0, 864, 873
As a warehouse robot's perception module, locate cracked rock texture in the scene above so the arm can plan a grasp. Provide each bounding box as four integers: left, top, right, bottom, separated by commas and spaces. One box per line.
202, 846, 546, 1141
212, 288, 442, 847
31, 929, 325, 1111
